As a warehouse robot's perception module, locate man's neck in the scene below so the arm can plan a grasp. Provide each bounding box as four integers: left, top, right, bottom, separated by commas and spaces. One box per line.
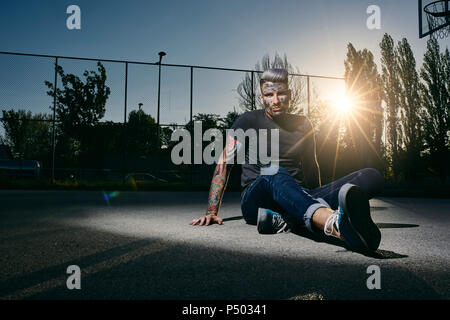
265, 110, 290, 121
264, 110, 274, 120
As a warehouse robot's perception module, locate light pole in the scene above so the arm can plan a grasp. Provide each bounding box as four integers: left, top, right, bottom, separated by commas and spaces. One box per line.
157, 51, 166, 150
138, 103, 143, 122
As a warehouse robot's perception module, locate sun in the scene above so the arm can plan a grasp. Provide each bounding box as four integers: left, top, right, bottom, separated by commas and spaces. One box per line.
333, 94, 354, 115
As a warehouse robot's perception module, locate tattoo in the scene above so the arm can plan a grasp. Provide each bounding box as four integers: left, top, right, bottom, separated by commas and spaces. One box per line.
206, 137, 235, 214
206, 167, 227, 214
262, 82, 287, 92
261, 82, 290, 116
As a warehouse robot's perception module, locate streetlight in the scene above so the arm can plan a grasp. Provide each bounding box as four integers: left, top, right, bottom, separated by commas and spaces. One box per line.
138, 103, 143, 122
157, 51, 166, 150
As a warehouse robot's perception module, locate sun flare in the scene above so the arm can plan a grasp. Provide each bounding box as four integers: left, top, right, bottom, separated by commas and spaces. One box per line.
333, 94, 354, 115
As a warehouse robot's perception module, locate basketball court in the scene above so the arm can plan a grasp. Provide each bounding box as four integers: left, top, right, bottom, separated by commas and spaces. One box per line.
0, 190, 449, 299
0, 1, 449, 302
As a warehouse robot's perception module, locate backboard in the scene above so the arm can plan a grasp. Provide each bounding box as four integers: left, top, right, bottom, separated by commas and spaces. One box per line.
418, 0, 450, 38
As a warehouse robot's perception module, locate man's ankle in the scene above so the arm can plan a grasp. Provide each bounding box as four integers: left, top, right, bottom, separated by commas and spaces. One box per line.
321, 209, 343, 239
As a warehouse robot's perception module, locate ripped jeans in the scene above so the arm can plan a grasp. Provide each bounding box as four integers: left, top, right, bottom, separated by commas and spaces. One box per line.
240, 167, 384, 233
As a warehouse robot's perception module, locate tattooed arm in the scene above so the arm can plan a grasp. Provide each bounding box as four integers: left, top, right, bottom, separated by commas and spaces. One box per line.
189, 137, 235, 226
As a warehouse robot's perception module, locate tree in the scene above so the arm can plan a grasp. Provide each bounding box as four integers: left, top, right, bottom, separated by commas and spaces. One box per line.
45, 62, 111, 166
308, 100, 341, 183
380, 33, 402, 180
185, 113, 222, 133
182, 112, 240, 161
236, 53, 306, 114
396, 38, 424, 180
1, 109, 29, 158
92, 121, 123, 155
126, 109, 158, 155
344, 43, 383, 170
419, 38, 450, 182
1, 109, 52, 162
219, 109, 241, 130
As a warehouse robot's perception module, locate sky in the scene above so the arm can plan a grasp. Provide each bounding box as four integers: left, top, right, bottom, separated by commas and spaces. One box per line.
0, 0, 449, 125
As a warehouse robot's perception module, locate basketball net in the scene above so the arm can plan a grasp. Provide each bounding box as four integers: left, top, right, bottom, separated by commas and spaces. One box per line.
425, 0, 450, 38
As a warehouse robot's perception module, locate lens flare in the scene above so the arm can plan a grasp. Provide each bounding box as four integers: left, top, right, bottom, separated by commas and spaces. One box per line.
102, 191, 120, 206
333, 94, 353, 115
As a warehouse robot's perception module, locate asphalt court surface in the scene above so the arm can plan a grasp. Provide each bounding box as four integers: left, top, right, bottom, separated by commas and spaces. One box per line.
0, 190, 449, 300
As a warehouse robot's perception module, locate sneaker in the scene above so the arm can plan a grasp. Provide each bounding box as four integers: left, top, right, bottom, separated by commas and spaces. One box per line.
324, 183, 381, 251
257, 208, 291, 234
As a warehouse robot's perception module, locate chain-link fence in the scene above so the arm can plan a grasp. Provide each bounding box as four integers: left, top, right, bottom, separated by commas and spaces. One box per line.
0, 51, 344, 188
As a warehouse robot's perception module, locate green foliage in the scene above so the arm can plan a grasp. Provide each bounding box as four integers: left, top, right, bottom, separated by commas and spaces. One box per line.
344, 43, 383, 171
79, 121, 124, 168
126, 109, 158, 155
181, 112, 242, 159
44, 62, 111, 167
185, 113, 222, 133
396, 38, 423, 180
377, 34, 449, 182
220, 110, 241, 129
419, 38, 450, 182
308, 101, 341, 183
45, 62, 110, 139
380, 34, 404, 179
0, 109, 52, 163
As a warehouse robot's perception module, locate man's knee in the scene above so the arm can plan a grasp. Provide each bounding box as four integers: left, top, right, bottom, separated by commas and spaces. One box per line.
244, 216, 257, 225
266, 166, 292, 184
240, 203, 258, 225
262, 166, 289, 177
361, 168, 384, 196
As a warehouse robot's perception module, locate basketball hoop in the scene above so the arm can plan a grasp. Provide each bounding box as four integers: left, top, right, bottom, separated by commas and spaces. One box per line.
424, 0, 450, 38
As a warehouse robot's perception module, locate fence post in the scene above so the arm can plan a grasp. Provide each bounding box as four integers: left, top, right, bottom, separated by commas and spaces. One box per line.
190, 67, 193, 124
122, 62, 128, 184
251, 71, 255, 109
51, 57, 58, 183
190, 67, 193, 186
157, 62, 162, 151
307, 75, 310, 116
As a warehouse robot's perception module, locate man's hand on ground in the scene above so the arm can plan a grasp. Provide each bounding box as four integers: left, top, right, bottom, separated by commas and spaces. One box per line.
189, 214, 223, 226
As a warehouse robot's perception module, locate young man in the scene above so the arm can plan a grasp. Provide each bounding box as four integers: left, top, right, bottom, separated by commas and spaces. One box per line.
189, 68, 384, 252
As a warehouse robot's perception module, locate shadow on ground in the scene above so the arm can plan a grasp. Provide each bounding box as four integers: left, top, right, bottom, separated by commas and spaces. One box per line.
0, 192, 446, 300
0, 226, 442, 300
225, 216, 413, 260
290, 226, 409, 260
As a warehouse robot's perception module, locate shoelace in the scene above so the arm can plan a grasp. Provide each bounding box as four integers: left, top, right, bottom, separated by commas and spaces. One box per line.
273, 215, 291, 233
324, 211, 340, 238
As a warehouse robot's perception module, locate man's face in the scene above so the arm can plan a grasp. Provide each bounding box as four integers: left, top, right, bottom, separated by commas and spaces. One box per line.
260, 81, 291, 117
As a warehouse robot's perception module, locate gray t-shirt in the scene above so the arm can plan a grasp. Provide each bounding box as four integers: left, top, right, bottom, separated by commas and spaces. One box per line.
230, 109, 314, 191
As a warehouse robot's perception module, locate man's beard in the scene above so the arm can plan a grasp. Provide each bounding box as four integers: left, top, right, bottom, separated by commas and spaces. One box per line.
265, 105, 288, 117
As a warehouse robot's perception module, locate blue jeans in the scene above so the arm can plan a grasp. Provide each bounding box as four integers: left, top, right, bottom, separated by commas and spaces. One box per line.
240, 167, 384, 233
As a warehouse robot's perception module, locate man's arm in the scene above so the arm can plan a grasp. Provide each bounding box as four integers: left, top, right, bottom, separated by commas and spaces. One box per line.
189, 136, 235, 226
301, 118, 321, 189
205, 160, 232, 215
